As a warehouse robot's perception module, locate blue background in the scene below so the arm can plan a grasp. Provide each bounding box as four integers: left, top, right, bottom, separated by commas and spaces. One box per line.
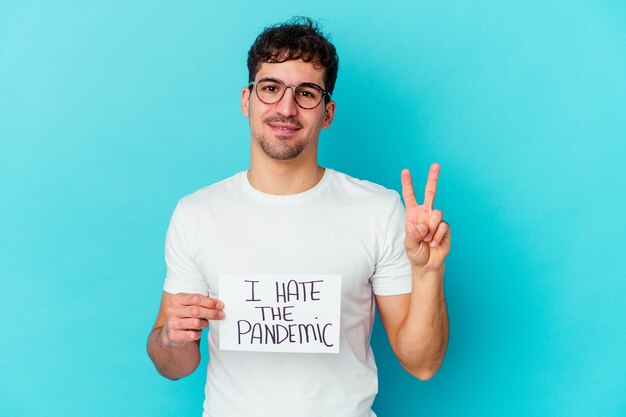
1, 1, 625, 416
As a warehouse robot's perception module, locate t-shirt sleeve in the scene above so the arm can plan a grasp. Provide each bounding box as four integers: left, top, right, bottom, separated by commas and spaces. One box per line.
163, 202, 209, 295
371, 194, 412, 295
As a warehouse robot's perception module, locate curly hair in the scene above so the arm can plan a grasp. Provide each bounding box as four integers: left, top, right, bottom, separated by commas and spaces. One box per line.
247, 17, 339, 98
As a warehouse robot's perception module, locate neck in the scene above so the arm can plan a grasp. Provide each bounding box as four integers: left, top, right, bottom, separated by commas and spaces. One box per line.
247, 159, 325, 195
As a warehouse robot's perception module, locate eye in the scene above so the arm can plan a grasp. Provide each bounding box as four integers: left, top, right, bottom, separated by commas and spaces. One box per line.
257, 80, 283, 94
296, 86, 321, 101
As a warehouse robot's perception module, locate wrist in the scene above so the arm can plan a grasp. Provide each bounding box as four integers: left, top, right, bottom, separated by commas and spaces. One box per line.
411, 264, 445, 290
411, 263, 445, 277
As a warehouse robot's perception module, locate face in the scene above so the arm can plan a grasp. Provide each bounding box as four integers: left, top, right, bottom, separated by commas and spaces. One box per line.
241, 59, 336, 162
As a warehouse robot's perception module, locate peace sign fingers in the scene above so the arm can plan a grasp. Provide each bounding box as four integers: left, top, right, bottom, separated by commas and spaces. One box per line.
401, 163, 440, 210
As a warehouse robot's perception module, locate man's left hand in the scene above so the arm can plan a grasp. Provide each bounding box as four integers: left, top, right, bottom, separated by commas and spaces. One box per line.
401, 163, 451, 270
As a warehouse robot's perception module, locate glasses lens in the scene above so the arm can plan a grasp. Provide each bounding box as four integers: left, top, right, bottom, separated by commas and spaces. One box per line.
294, 84, 323, 109
256, 79, 285, 104
254, 79, 325, 109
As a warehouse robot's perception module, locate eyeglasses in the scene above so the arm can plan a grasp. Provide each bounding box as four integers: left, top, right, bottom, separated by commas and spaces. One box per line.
248, 77, 331, 110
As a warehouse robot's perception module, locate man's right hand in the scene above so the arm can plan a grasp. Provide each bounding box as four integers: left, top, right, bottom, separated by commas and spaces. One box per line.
160, 293, 225, 348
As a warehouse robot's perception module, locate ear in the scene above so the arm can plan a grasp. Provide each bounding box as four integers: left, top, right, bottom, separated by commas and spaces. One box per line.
241, 87, 251, 117
322, 100, 336, 129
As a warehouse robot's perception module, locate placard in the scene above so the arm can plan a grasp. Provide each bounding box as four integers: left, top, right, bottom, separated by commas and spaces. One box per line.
218, 274, 341, 353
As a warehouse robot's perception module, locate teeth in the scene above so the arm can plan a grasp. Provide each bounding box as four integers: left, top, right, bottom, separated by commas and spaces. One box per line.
271, 124, 297, 131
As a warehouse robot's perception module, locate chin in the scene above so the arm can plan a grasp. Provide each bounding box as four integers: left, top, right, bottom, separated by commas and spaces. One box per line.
256, 134, 308, 161
265, 148, 305, 161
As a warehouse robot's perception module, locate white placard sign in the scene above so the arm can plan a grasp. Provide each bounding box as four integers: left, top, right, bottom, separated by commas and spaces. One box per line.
218, 274, 341, 353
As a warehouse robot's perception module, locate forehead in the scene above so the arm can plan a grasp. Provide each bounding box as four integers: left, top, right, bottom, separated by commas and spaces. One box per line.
255, 59, 326, 87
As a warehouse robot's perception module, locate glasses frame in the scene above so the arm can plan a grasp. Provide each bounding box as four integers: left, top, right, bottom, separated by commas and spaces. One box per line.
248, 77, 332, 110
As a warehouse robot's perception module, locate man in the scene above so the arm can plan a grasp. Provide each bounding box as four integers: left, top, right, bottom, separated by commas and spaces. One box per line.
148, 17, 450, 417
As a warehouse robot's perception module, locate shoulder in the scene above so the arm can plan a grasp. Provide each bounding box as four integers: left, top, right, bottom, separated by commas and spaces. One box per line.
175, 171, 244, 212
327, 169, 401, 205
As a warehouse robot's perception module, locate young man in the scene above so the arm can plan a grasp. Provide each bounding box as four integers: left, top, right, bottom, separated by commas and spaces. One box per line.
148, 17, 450, 417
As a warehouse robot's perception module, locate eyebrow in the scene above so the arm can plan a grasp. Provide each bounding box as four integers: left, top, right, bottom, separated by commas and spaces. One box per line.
258, 77, 325, 90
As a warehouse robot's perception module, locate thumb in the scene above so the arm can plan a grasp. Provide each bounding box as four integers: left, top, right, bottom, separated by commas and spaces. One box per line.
406, 222, 428, 247
405, 223, 430, 266
414, 222, 429, 239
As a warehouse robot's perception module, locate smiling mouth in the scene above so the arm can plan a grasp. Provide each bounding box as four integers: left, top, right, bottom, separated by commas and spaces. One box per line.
267, 123, 301, 136
265, 116, 302, 135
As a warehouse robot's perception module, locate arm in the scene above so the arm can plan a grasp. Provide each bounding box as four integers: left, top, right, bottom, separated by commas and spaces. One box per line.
376, 268, 448, 380
376, 163, 451, 380
147, 291, 224, 380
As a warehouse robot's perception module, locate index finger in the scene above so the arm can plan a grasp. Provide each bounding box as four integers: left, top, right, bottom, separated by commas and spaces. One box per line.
401, 169, 418, 209
176, 293, 224, 310
423, 163, 440, 210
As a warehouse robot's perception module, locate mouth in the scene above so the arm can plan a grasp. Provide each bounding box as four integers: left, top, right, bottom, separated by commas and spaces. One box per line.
267, 122, 301, 136
265, 116, 303, 137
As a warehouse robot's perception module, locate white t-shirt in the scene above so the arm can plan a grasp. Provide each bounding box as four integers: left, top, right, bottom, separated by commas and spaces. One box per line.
163, 168, 412, 417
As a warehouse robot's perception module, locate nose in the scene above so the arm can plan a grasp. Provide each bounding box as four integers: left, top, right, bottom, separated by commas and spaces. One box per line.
274, 86, 299, 116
